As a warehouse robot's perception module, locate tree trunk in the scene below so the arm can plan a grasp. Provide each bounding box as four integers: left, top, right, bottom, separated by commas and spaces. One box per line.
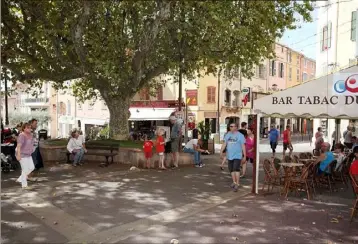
107, 97, 131, 140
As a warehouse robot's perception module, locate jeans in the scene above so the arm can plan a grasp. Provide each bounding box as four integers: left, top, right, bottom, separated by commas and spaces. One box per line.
183, 148, 200, 165
17, 156, 35, 187
73, 148, 85, 164
32, 147, 44, 169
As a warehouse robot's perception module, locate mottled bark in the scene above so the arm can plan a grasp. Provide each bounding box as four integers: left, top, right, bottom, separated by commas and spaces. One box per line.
107, 97, 131, 140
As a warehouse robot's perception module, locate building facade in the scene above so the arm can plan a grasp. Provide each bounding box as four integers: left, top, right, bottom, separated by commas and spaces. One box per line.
313, 0, 358, 144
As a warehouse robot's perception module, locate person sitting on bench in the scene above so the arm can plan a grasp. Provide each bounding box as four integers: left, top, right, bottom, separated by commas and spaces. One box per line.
183, 138, 209, 168
67, 129, 87, 167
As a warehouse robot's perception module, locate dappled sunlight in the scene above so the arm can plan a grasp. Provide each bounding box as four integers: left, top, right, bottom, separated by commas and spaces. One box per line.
260, 204, 283, 213
2, 220, 41, 229
93, 222, 116, 229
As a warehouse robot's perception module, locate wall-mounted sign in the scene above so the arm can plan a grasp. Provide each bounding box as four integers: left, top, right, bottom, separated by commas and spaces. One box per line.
186, 90, 198, 106
272, 95, 358, 105
241, 87, 252, 108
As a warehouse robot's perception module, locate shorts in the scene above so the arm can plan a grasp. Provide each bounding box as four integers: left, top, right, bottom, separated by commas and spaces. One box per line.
158, 152, 164, 156
283, 142, 293, 151
171, 138, 179, 153
144, 152, 152, 159
228, 159, 241, 173
247, 158, 254, 163
270, 142, 277, 152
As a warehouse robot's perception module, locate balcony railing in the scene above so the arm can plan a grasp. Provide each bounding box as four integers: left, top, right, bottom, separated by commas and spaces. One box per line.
24, 98, 49, 103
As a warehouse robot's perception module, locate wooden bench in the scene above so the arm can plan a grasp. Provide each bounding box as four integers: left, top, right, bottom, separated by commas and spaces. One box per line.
61, 145, 118, 167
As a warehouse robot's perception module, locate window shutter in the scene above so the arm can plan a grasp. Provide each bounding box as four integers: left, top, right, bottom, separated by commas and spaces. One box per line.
207, 87, 211, 103
269, 60, 272, 76
352, 11, 357, 41
328, 22, 332, 48
212, 87, 216, 102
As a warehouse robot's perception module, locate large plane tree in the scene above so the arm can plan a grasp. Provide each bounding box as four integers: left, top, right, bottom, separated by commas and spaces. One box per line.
1, 0, 312, 139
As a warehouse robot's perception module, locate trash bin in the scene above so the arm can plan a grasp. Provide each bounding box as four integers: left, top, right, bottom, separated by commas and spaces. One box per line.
38, 129, 48, 140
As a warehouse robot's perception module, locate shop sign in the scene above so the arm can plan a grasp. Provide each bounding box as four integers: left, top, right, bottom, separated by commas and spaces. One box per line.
186, 89, 198, 106
272, 95, 358, 105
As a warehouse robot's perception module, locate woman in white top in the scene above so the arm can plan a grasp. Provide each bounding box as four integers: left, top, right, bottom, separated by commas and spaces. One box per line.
67, 129, 87, 167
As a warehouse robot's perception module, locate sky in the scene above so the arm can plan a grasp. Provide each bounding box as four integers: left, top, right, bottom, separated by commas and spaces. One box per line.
280, 9, 318, 60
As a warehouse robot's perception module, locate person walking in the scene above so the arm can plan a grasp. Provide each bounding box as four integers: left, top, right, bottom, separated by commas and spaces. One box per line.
220, 126, 230, 170
241, 129, 254, 178
268, 124, 279, 158
238, 122, 248, 138
283, 125, 293, 158
29, 119, 44, 170
15, 123, 35, 189
220, 123, 246, 192
67, 129, 87, 167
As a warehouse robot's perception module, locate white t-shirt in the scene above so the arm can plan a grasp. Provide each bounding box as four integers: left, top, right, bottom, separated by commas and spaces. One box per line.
185, 139, 198, 150
67, 135, 85, 153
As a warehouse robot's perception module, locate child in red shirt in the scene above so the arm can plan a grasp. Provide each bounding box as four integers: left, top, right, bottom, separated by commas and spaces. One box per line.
156, 129, 166, 169
143, 135, 154, 169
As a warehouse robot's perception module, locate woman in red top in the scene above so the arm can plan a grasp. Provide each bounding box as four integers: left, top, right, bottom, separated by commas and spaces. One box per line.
143, 135, 154, 169
156, 129, 166, 169
350, 146, 358, 182
283, 125, 293, 158
241, 129, 254, 178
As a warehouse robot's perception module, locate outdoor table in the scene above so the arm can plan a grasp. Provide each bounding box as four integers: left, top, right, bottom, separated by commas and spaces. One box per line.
279, 163, 304, 196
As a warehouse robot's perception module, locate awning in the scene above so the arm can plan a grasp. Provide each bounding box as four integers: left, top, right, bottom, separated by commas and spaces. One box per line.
129, 108, 175, 121
253, 65, 358, 119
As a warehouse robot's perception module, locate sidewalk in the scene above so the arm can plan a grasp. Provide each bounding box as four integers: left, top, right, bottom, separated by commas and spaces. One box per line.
1, 154, 357, 244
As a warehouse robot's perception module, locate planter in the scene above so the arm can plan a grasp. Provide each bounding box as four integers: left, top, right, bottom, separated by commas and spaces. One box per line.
40, 144, 194, 168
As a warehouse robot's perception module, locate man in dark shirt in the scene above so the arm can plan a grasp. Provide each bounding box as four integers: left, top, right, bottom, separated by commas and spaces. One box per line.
238, 122, 248, 138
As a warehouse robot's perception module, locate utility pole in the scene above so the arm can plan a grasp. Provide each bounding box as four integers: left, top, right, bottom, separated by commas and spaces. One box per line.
178, 64, 183, 111
217, 68, 222, 139
3, 67, 9, 125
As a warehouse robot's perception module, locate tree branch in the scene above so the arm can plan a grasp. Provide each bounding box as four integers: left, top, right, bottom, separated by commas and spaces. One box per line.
131, 1, 171, 87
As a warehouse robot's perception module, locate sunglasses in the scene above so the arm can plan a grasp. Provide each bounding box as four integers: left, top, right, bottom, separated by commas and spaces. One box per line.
230, 125, 237, 128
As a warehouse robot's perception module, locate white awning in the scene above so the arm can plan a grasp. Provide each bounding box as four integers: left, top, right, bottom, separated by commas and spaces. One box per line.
253, 65, 358, 119
129, 108, 175, 121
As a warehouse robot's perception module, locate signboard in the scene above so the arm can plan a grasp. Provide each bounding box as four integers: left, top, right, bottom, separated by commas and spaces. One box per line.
333, 73, 358, 95
220, 124, 227, 141
186, 89, 198, 106
241, 87, 252, 108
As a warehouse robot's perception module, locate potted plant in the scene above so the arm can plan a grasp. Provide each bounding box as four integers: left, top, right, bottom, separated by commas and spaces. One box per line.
197, 120, 211, 151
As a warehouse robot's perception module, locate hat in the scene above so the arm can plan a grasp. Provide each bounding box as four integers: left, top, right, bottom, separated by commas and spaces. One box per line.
169, 116, 177, 121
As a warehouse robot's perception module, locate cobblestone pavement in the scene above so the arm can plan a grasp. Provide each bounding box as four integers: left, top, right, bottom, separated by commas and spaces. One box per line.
1, 154, 357, 244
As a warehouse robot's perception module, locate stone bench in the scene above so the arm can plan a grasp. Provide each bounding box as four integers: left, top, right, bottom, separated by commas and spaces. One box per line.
40, 144, 194, 168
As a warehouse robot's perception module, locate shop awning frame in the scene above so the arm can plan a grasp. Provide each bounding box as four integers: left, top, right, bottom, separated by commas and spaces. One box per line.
129, 108, 175, 121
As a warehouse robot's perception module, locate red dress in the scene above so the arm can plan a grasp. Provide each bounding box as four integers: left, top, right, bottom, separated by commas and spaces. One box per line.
143, 140, 154, 159
156, 136, 165, 154
350, 159, 358, 175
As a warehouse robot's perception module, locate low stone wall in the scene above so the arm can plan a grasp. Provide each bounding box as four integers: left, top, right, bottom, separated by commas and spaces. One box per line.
40, 144, 194, 168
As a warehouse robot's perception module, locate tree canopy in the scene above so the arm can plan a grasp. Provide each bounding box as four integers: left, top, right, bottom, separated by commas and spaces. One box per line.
1, 0, 313, 139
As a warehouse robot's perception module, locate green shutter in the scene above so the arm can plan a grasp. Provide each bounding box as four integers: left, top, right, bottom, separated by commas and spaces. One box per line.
352, 11, 357, 42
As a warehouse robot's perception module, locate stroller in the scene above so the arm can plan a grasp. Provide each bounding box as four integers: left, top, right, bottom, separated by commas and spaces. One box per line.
1, 153, 18, 173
